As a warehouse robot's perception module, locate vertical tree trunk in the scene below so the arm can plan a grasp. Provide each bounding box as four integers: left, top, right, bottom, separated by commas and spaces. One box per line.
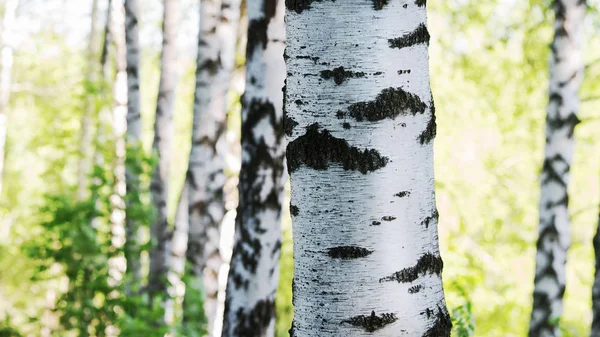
529, 1, 585, 336
148, 0, 179, 303
123, 0, 143, 287
592, 211, 600, 336
77, 0, 100, 201
100, 0, 113, 79
221, 0, 286, 334
183, 0, 241, 333
0, 0, 18, 196
284, 1, 451, 336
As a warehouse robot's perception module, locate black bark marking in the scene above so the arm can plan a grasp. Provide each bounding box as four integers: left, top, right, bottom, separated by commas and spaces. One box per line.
290, 204, 299, 216
247, 19, 269, 54
228, 299, 276, 337
320, 67, 365, 85
422, 306, 452, 337
338, 87, 427, 122
379, 252, 443, 283
341, 311, 397, 332
420, 210, 439, 228
198, 57, 221, 76
418, 99, 437, 144
284, 115, 299, 136
546, 112, 580, 138
372, 0, 390, 10
286, 123, 388, 174
371, 221, 381, 226
342, 122, 351, 129
382, 216, 396, 221
541, 154, 568, 187
415, 0, 426, 7
285, 0, 325, 14
398, 69, 411, 74
408, 284, 423, 294
327, 246, 373, 259
394, 191, 410, 198
388, 24, 430, 49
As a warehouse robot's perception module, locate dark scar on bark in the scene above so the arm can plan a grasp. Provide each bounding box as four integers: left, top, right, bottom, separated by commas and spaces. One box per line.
341, 311, 397, 332
337, 87, 426, 122
379, 253, 443, 283
286, 123, 388, 174
388, 24, 430, 49
415, 0, 426, 7
408, 284, 423, 294
395, 191, 411, 198
420, 209, 439, 228
371, 220, 381, 226
320, 66, 365, 85
422, 306, 452, 337
290, 204, 299, 216
284, 115, 299, 136
229, 299, 276, 337
418, 99, 437, 144
285, 0, 329, 14
372, 0, 390, 10
382, 216, 396, 221
327, 246, 373, 259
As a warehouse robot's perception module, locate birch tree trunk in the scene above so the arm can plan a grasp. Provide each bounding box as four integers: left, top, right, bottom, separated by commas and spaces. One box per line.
148, 0, 179, 303
529, 1, 585, 336
123, 0, 143, 288
77, 0, 100, 201
592, 212, 600, 336
0, 0, 18, 196
183, 0, 241, 333
221, 0, 286, 335
284, 1, 451, 336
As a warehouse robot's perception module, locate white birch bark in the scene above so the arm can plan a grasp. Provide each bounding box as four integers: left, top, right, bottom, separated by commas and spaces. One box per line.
0, 0, 18, 196
77, 0, 100, 201
285, 0, 450, 336
529, 1, 585, 336
123, 0, 143, 287
148, 0, 179, 303
183, 0, 241, 333
221, 0, 286, 334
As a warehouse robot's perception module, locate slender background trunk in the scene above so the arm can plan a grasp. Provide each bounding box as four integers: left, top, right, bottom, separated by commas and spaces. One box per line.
529, 1, 585, 336
77, 0, 99, 201
0, 0, 18, 196
284, 0, 451, 336
221, 0, 286, 334
182, 0, 241, 333
123, 0, 143, 289
148, 0, 179, 304
592, 209, 600, 336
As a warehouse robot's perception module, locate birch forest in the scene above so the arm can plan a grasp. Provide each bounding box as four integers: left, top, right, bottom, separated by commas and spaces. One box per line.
2, 0, 600, 336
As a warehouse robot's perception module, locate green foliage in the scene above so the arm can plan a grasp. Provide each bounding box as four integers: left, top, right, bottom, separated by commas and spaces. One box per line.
450, 284, 475, 337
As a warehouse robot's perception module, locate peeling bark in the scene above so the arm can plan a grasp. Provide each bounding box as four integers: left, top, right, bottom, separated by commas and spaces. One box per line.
222, 0, 286, 335
148, 0, 180, 304
285, 0, 450, 335
182, 0, 241, 333
529, 1, 585, 336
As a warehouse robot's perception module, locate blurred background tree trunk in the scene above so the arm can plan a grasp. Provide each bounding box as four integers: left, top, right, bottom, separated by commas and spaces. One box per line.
529, 1, 586, 336
221, 0, 285, 334
148, 0, 179, 307
0, 0, 18, 196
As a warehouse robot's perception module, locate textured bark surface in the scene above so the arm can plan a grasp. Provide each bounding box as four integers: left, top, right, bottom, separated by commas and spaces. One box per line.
0, 0, 18, 196
221, 0, 286, 334
529, 1, 585, 336
285, 0, 450, 336
148, 0, 179, 303
183, 0, 241, 333
123, 0, 143, 287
